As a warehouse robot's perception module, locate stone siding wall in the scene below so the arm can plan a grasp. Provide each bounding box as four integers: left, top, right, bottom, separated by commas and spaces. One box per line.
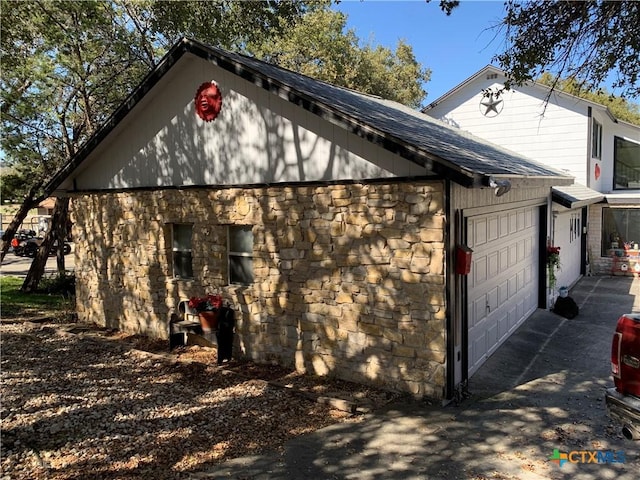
588, 204, 609, 275
71, 180, 447, 398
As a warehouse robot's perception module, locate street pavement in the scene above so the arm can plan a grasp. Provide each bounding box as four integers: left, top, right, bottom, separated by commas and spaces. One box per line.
197, 275, 640, 480
0, 247, 74, 277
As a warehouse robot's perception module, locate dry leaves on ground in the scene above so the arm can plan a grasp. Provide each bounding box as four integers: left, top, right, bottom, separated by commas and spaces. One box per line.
1, 320, 400, 480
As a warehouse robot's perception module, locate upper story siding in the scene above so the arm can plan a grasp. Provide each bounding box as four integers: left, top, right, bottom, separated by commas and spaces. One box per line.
425, 68, 640, 195
426, 73, 588, 185
592, 114, 640, 194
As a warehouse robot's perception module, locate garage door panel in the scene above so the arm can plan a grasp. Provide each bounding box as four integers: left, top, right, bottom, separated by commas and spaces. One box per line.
488, 251, 499, 278
467, 206, 539, 376
498, 312, 509, 339
499, 247, 509, 271
517, 240, 526, 262
486, 319, 498, 352
508, 274, 518, 297
509, 243, 518, 267
499, 213, 509, 238
498, 280, 509, 306
488, 217, 499, 242
509, 212, 518, 234
487, 287, 498, 312
473, 218, 487, 247
472, 296, 486, 327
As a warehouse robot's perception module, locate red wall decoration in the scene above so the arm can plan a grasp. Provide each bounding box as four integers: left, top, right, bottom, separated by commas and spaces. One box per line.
595, 163, 601, 180
194, 81, 222, 122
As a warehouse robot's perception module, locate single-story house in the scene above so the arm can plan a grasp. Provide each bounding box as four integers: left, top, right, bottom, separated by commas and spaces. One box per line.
46, 38, 573, 401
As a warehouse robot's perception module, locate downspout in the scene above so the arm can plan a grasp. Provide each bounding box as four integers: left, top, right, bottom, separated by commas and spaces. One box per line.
587, 107, 593, 188
584, 107, 593, 276
444, 179, 455, 403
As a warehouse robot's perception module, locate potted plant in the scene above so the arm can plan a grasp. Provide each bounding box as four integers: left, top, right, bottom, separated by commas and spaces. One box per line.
547, 245, 561, 291
188, 294, 223, 332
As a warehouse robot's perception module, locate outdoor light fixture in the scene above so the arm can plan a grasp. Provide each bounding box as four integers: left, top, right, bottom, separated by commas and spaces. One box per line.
488, 177, 512, 197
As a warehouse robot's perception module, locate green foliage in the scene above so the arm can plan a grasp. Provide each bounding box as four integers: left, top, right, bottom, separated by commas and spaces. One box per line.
0, 171, 27, 203
496, 1, 640, 99
148, 0, 316, 52
431, 0, 460, 16
537, 73, 640, 126
0, 275, 73, 318
1, 0, 149, 189
1, 0, 431, 196
39, 271, 76, 298
249, 8, 430, 108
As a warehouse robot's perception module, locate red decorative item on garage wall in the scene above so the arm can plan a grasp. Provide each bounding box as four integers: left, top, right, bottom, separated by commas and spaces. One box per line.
595, 163, 601, 180
195, 81, 222, 122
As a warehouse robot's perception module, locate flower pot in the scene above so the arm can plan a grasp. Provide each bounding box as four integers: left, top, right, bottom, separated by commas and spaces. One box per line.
198, 311, 219, 332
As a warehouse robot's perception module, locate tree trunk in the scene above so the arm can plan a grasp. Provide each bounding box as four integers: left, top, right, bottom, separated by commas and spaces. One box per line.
0, 184, 44, 262
55, 198, 71, 274
21, 197, 70, 292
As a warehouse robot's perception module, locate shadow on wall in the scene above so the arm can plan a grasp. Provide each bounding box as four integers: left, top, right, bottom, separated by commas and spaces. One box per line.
73, 76, 447, 397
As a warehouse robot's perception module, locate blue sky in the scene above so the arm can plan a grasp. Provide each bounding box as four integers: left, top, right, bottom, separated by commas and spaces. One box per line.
333, 0, 508, 105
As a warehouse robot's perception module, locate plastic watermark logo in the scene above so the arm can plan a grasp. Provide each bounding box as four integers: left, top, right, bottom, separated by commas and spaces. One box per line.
549, 448, 625, 467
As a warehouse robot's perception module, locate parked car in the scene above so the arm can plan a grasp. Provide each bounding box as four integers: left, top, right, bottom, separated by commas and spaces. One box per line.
10, 230, 37, 255
606, 313, 640, 440
13, 234, 71, 257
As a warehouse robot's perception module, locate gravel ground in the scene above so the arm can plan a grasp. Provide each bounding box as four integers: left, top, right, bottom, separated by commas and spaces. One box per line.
1, 319, 400, 480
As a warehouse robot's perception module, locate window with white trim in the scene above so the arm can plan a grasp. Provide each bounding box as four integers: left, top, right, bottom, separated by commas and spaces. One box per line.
591, 119, 602, 159
172, 224, 193, 279
228, 225, 254, 285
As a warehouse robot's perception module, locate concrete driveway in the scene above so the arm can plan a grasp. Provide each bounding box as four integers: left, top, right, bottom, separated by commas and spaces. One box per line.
200, 275, 640, 480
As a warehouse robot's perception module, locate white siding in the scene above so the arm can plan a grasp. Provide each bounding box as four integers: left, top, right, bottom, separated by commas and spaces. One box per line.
428, 75, 588, 184
552, 208, 583, 290
427, 70, 640, 195
594, 117, 640, 194
70, 54, 427, 190
451, 183, 550, 212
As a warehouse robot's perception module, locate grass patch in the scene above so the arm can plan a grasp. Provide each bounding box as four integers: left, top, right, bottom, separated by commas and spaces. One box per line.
0, 275, 74, 319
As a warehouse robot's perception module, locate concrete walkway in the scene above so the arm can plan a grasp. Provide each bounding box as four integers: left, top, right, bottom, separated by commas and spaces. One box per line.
197, 276, 640, 480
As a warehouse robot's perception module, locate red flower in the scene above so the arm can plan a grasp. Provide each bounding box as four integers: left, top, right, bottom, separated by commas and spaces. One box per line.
188, 294, 223, 312
547, 246, 561, 255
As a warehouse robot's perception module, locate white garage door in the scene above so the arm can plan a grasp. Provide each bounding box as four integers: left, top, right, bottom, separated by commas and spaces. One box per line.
467, 206, 540, 375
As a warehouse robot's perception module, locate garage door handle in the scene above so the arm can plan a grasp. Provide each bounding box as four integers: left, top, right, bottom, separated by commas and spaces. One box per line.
486, 302, 491, 313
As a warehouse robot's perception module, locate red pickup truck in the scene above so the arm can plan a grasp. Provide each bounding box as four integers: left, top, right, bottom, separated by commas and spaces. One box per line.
606, 313, 640, 440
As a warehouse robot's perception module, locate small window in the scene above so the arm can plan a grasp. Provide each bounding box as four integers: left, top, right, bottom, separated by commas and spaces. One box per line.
228, 226, 254, 285
592, 119, 602, 159
172, 224, 193, 279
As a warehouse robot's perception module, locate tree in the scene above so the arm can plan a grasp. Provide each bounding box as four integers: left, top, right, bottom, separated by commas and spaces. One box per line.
537, 72, 640, 126
2, 0, 431, 290
249, 8, 430, 109
146, 0, 315, 53
495, 0, 640, 99
0, 0, 148, 271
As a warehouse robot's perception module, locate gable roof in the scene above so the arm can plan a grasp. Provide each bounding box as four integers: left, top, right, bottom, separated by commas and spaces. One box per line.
46, 38, 572, 195
423, 65, 631, 126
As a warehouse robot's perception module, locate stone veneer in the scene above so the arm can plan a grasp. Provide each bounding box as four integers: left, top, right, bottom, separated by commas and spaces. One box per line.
71, 180, 447, 398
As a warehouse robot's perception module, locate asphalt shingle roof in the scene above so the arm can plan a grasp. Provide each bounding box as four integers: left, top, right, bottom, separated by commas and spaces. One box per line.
46, 38, 572, 194
221, 46, 569, 180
